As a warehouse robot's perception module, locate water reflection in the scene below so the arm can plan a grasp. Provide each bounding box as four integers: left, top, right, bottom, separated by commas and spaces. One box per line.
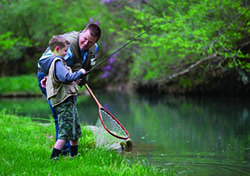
0, 92, 250, 176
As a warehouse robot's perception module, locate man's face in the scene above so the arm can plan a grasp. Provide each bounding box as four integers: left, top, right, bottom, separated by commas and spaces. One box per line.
79, 30, 97, 50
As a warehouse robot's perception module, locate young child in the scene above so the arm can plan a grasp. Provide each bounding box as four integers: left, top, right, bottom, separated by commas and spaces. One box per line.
45, 35, 86, 159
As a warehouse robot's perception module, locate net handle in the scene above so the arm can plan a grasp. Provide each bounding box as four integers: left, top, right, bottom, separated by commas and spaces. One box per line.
84, 84, 102, 108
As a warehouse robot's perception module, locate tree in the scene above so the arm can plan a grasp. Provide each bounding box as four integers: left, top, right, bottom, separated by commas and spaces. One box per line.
122, 0, 250, 93
0, 0, 116, 76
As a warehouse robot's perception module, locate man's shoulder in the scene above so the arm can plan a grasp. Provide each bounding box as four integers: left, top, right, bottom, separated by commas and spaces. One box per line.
61, 31, 80, 41
62, 31, 79, 35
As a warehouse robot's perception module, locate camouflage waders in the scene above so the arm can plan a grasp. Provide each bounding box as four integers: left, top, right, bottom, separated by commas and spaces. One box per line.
55, 97, 82, 140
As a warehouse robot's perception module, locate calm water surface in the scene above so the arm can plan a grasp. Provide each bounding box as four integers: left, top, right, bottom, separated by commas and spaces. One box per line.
1, 91, 250, 176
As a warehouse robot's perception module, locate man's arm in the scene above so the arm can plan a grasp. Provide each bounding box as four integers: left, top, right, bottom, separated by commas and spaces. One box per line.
64, 46, 73, 67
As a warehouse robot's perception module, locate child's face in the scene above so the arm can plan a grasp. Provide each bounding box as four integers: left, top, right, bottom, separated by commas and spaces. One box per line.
57, 45, 69, 57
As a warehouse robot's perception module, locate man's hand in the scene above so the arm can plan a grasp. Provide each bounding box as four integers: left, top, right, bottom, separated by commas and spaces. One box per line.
41, 77, 47, 88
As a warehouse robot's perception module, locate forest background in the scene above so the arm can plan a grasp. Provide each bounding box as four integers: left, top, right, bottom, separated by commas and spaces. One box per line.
0, 0, 249, 95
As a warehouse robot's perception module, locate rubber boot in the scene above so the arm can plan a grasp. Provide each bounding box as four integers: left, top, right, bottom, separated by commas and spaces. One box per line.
50, 148, 61, 160
70, 145, 79, 158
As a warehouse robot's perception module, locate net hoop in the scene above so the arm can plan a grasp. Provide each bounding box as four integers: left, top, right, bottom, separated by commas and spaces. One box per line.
98, 107, 130, 140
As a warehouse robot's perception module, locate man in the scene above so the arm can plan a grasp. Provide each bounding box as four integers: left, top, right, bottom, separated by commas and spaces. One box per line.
37, 23, 102, 154
61, 23, 101, 74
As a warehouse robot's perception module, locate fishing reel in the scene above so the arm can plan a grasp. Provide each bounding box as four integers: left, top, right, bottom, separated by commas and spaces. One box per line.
88, 51, 96, 66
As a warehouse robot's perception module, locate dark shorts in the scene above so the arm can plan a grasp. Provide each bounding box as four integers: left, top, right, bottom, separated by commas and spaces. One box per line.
55, 98, 82, 140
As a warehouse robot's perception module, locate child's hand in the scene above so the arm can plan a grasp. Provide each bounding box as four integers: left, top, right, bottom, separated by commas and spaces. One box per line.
77, 69, 87, 87
41, 77, 47, 88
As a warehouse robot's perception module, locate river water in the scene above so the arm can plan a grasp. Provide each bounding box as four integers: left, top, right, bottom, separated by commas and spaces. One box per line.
1, 91, 250, 176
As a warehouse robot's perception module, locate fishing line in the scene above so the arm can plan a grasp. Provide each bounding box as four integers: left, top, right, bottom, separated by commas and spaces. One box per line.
84, 25, 155, 76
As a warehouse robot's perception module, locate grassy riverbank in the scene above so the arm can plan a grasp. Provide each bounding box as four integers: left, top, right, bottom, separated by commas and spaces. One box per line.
0, 110, 174, 176
0, 74, 88, 97
0, 74, 40, 96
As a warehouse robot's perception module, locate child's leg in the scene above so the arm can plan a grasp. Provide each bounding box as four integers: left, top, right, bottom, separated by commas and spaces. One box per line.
69, 101, 82, 158
54, 139, 66, 149
70, 139, 79, 157
50, 139, 66, 159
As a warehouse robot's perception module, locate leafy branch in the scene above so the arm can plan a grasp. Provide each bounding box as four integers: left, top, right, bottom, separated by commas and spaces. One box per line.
160, 54, 217, 83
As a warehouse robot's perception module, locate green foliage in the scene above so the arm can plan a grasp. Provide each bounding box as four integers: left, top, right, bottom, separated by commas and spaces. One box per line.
0, 32, 18, 55
0, 0, 117, 75
0, 32, 32, 60
0, 0, 56, 60
0, 0, 249, 91
123, 0, 250, 84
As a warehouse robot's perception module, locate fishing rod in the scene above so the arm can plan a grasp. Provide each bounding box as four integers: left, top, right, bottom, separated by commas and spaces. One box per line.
83, 25, 155, 76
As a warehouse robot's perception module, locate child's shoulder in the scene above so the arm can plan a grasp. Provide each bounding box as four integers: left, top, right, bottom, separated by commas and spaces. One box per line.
39, 55, 59, 75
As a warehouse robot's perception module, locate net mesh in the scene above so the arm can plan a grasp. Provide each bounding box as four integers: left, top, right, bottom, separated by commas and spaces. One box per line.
100, 109, 127, 138
94, 118, 120, 148
92, 109, 128, 149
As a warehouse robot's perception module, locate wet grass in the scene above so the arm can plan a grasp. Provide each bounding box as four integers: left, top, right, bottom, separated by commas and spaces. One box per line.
0, 110, 175, 176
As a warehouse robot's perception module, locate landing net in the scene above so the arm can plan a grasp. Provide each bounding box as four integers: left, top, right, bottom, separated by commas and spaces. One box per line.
93, 118, 123, 148
99, 109, 128, 139
92, 108, 129, 149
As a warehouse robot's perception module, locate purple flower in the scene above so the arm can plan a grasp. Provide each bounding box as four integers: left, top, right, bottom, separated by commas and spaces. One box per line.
101, 65, 112, 71
89, 17, 93, 22
101, 0, 112, 3
105, 65, 112, 70
101, 72, 108, 78
109, 55, 116, 64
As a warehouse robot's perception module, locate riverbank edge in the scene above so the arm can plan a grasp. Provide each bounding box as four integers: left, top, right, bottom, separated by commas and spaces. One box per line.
2, 74, 250, 97
0, 111, 175, 176
0, 91, 86, 98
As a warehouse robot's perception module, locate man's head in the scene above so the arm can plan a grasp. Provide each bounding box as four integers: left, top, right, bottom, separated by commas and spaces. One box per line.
49, 35, 70, 57
79, 23, 102, 50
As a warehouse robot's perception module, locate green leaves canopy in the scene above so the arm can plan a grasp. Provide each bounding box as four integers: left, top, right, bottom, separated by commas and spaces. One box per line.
124, 0, 250, 84
0, 0, 114, 71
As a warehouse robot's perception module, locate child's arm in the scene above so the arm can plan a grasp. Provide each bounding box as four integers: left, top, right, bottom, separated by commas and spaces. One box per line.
55, 60, 85, 83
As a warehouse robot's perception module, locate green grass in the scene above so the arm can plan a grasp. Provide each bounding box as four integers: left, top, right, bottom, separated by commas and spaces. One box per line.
0, 110, 174, 176
0, 74, 88, 96
0, 74, 40, 95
